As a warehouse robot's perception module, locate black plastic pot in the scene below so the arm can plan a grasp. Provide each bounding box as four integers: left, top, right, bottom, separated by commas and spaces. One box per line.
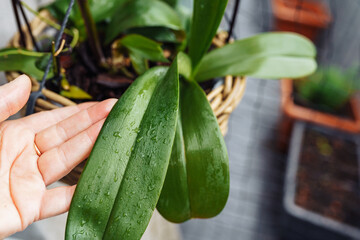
283, 121, 360, 240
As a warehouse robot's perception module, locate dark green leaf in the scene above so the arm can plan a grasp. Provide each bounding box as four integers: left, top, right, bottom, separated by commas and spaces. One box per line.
176, 5, 192, 40
195, 33, 317, 81
66, 60, 179, 239
161, 0, 178, 7
35, 55, 51, 71
89, 0, 129, 22
157, 80, 229, 222
178, 52, 192, 79
120, 34, 168, 63
129, 51, 148, 75
0, 48, 50, 79
43, 0, 129, 40
43, 0, 128, 24
43, 0, 85, 35
105, 0, 182, 44
188, 0, 228, 68
126, 27, 184, 43
157, 118, 190, 223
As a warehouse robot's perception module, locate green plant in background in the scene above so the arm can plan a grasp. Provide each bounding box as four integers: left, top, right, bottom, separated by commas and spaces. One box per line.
0, 48, 51, 79
0, 0, 317, 239
0, 0, 182, 98
295, 66, 359, 112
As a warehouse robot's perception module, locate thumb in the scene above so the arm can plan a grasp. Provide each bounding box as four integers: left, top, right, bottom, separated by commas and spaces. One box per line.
0, 75, 31, 122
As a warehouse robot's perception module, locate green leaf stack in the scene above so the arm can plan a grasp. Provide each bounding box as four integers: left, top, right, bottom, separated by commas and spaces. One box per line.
66, 60, 179, 239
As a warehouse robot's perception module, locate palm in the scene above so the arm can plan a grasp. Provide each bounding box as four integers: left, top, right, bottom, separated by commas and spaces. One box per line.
0, 124, 44, 237
0, 75, 116, 238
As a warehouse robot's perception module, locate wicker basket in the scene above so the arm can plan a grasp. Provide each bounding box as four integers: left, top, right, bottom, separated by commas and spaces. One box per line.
6, 10, 246, 185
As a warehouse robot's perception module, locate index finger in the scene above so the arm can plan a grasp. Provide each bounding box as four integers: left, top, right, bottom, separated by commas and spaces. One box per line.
18, 102, 98, 133
0, 75, 31, 122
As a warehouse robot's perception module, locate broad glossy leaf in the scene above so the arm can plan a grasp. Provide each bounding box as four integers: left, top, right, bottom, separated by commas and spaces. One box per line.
195, 32, 317, 81
188, 0, 228, 68
66, 60, 179, 239
120, 34, 168, 63
60, 85, 92, 99
0, 48, 50, 79
105, 0, 182, 44
157, 118, 190, 223
178, 52, 192, 80
157, 80, 229, 222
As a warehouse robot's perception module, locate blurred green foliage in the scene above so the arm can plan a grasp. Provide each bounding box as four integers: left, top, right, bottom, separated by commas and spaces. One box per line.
295, 66, 360, 112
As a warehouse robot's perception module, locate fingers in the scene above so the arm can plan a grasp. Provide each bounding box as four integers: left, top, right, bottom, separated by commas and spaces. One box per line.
35, 99, 116, 153
39, 185, 76, 220
0, 75, 31, 122
20, 101, 98, 133
38, 119, 105, 185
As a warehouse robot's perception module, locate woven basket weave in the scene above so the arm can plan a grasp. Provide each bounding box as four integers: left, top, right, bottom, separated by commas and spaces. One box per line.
6, 10, 246, 185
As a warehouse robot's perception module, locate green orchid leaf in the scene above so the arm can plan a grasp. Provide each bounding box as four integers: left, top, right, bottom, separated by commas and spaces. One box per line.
157, 118, 190, 222
43, 0, 85, 37
161, 0, 178, 7
88, 0, 129, 22
188, 0, 228, 69
129, 51, 148, 75
44, 0, 128, 24
178, 52, 192, 80
121, 34, 169, 63
195, 32, 317, 82
66, 60, 179, 239
157, 80, 229, 222
0, 48, 50, 79
60, 85, 92, 100
35, 55, 51, 71
176, 4, 192, 39
44, 0, 128, 41
44, 0, 184, 43
126, 27, 184, 43
105, 0, 182, 44
43, 0, 80, 23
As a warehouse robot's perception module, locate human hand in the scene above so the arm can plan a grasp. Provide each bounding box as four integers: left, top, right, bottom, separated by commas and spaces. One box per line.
0, 75, 116, 239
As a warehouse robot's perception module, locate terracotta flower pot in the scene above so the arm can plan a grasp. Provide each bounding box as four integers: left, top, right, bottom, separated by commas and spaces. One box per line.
272, 0, 331, 41
278, 79, 360, 150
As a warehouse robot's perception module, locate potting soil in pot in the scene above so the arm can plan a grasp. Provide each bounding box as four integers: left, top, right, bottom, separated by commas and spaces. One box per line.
295, 128, 360, 228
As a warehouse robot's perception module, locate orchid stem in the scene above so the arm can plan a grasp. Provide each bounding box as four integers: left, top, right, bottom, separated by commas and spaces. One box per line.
77, 0, 108, 68
11, 0, 26, 48
226, 0, 241, 43
17, 0, 40, 51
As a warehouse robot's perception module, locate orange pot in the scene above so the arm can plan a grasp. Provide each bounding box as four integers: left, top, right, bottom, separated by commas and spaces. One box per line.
272, 0, 331, 41
278, 79, 360, 150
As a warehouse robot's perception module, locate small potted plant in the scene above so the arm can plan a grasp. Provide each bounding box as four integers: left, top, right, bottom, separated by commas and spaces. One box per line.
272, 0, 331, 41
283, 121, 360, 240
279, 66, 360, 150
0, 0, 317, 239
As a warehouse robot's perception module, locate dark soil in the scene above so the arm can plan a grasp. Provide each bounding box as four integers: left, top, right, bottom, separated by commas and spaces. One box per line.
295, 128, 360, 228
